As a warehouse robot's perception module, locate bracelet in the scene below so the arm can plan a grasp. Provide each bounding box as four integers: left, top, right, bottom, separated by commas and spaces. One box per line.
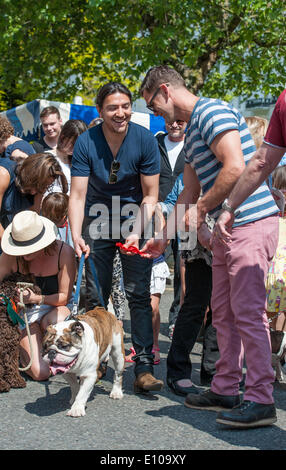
39, 295, 45, 305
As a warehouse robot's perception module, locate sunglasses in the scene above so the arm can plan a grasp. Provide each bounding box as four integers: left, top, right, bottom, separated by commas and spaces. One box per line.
146, 87, 161, 112
146, 83, 169, 112
109, 160, 120, 184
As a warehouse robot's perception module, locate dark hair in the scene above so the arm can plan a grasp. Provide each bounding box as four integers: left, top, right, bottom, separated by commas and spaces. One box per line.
40, 106, 61, 120
140, 65, 186, 96
42, 192, 69, 225
272, 165, 286, 191
15, 153, 68, 194
96, 82, 132, 109
57, 119, 87, 153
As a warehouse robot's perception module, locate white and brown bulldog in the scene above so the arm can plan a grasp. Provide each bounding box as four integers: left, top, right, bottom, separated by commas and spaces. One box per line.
42, 306, 125, 417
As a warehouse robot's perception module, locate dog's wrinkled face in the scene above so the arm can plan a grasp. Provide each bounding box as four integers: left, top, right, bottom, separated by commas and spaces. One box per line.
42, 321, 85, 374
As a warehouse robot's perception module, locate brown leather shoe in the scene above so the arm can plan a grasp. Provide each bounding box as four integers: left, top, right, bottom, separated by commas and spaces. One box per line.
134, 372, 164, 393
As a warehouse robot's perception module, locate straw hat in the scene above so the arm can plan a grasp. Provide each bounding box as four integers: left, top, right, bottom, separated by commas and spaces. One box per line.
1, 211, 58, 256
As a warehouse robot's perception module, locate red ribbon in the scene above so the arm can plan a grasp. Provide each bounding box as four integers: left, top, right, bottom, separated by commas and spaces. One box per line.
58, 219, 69, 242
116, 242, 145, 256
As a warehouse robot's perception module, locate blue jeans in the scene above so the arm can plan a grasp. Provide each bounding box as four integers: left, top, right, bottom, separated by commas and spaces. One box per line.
83, 217, 154, 377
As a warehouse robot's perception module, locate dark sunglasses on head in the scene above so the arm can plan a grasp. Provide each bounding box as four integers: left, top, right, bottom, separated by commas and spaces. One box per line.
109, 160, 120, 184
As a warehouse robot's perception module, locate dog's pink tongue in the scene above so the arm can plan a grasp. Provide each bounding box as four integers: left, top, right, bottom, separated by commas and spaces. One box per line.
49, 357, 77, 376
49, 363, 69, 376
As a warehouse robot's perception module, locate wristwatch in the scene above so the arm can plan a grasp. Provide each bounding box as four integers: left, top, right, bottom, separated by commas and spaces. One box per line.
222, 199, 235, 214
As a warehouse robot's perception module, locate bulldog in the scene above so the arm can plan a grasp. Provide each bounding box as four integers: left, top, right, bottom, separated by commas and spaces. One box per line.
42, 306, 125, 417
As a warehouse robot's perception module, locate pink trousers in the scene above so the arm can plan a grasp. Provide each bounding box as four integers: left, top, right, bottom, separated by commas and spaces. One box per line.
211, 214, 279, 404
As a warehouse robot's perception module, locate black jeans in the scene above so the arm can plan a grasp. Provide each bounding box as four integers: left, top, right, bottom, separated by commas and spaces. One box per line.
167, 258, 219, 383
83, 217, 154, 377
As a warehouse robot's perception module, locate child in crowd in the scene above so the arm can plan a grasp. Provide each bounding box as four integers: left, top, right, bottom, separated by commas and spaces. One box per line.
47, 119, 88, 194
265, 165, 286, 332
245, 116, 268, 149
125, 254, 170, 365
150, 254, 170, 364
41, 192, 73, 247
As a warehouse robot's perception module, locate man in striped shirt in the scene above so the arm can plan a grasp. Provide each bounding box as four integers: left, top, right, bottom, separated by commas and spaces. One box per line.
140, 65, 279, 428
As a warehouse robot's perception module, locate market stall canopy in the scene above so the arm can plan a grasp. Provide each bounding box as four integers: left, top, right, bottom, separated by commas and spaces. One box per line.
0, 99, 166, 142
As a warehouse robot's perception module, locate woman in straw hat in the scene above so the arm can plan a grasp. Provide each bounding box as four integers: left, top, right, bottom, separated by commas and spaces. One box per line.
0, 210, 76, 381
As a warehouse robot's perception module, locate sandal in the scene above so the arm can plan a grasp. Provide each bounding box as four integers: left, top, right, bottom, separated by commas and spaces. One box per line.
125, 347, 136, 363
152, 347, 160, 365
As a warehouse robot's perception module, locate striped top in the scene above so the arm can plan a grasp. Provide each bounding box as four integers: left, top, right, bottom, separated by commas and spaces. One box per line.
184, 97, 278, 226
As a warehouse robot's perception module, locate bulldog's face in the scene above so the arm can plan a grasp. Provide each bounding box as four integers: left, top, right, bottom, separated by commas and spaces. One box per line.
42, 320, 85, 374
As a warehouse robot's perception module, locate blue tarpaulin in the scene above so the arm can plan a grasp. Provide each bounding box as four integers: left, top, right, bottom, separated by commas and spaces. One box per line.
0, 99, 166, 142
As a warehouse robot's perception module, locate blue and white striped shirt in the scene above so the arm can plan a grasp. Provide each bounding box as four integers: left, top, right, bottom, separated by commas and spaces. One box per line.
184, 97, 278, 226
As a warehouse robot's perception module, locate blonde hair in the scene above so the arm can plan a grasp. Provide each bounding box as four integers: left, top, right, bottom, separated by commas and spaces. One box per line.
245, 116, 268, 149
272, 165, 286, 191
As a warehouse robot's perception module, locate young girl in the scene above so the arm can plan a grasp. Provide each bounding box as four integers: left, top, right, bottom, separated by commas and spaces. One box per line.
48, 119, 88, 194
41, 192, 73, 247
265, 164, 286, 332
150, 254, 170, 364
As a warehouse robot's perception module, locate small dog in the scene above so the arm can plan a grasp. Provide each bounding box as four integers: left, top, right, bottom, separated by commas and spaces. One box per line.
42, 306, 125, 417
270, 329, 286, 382
0, 272, 40, 392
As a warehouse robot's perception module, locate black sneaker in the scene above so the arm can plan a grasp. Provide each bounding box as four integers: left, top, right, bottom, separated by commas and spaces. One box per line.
216, 400, 277, 428
184, 389, 241, 412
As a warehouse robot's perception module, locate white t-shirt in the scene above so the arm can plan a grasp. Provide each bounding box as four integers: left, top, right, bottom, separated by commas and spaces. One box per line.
164, 136, 184, 171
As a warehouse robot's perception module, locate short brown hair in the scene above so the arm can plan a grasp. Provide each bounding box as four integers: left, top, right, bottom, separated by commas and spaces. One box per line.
245, 116, 268, 149
42, 192, 69, 225
0, 116, 14, 142
40, 106, 61, 120
15, 153, 68, 194
140, 65, 186, 96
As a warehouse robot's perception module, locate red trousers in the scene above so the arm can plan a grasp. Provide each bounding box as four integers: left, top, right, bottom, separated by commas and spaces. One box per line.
211, 215, 279, 404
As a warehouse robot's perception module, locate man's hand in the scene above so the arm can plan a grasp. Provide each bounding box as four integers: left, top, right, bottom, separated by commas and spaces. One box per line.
73, 237, 90, 259
140, 237, 168, 259
214, 210, 234, 245
120, 234, 140, 256
197, 223, 212, 251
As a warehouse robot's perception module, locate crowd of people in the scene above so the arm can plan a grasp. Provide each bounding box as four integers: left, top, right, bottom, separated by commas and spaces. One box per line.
0, 70, 285, 430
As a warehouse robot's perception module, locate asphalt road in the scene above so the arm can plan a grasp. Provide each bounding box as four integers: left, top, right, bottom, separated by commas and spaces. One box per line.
0, 282, 286, 454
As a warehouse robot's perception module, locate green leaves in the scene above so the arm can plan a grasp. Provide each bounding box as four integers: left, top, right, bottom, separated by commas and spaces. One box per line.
0, 0, 285, 110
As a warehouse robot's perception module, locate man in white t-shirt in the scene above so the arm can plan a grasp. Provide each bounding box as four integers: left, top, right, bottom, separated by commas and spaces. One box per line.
156, 119, 186, 337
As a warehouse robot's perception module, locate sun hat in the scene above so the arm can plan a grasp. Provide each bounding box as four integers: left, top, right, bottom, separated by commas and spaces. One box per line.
1, 211, 58, 256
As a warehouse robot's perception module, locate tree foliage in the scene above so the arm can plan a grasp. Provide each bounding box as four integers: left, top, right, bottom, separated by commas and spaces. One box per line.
0, 0, 285, 110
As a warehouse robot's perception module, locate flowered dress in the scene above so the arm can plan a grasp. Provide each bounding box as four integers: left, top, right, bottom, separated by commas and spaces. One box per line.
265, 216, 286, 313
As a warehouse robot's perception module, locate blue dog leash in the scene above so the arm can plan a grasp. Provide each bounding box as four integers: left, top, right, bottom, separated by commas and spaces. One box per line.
68, 253, 105, 319
70, 253, 85, 317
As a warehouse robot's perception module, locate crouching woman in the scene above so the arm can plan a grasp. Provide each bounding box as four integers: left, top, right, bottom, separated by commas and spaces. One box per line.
0, 211, 76, 380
